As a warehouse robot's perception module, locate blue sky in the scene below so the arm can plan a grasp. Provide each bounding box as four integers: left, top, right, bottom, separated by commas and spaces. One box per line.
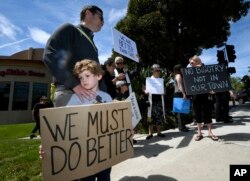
0, 0, 249, 78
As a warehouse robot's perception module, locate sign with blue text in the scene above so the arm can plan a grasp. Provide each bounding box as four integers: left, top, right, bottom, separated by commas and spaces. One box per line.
112, 28, 139, 62
40, 101, 133, 181
182, 64, 232, 95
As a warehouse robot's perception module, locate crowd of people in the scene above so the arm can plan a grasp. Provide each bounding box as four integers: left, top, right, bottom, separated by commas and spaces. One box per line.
33, 4, 238, 180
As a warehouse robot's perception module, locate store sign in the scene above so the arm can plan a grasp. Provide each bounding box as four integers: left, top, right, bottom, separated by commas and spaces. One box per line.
0, 69, 45, 77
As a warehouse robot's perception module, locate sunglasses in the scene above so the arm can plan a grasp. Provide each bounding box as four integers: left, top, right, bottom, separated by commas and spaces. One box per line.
154, 69, 161, 72
116, 62, 124, 65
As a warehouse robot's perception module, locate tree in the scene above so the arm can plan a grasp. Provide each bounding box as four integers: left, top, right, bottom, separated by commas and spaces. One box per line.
230, 76, 244, 92
111, 0, 249, 130
114, 0, 249, 71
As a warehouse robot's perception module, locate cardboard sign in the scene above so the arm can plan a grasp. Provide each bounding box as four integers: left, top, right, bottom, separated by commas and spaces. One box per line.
40, 101, 134, 181
112, 28, 139, 62
182, 64, 232, 95
126, 92, 142, 128
145, 77, 164, 94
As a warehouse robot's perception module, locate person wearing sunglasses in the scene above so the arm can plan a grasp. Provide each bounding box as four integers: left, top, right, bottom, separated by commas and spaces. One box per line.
43, 5, 104, 107
144, 64, 166, 140
114, 56, 141, 98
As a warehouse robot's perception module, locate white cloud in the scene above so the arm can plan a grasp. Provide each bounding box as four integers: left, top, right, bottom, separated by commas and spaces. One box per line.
0, 38, 30, 49
108, 8, 127, 24
28, 27, 50, 45
0, 14, 22, 40
99, 51, 112, 65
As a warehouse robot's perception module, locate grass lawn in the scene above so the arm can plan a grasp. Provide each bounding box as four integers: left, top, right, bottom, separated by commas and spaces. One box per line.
0, 123, 43, 181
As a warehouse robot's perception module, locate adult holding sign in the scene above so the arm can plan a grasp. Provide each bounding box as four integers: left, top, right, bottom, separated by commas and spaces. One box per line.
189, 56, 218, 141
112, 28, 141, 96
114, 56, 141, 96
143, 64, 166, 140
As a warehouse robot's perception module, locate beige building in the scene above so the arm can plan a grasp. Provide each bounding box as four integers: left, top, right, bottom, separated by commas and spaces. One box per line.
0, 48, 52, 124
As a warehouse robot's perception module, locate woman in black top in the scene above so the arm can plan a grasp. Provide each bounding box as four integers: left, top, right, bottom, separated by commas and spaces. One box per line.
102, 58, 117, 99
173, 64, 189, 132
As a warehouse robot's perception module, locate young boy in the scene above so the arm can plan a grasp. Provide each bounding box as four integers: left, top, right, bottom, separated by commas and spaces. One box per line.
66, 59, 112, 181
67, 59, 112, 105
40, 59, 112, 181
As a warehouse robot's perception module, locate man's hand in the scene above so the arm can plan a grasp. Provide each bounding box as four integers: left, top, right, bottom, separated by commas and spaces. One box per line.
73, 84, 96, 101
117, 73, 125, 80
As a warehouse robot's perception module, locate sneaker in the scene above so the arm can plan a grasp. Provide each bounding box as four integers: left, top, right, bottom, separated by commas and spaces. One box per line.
146, 134, 153, 140
30, 134, 37, 139
157, 133, 165, 137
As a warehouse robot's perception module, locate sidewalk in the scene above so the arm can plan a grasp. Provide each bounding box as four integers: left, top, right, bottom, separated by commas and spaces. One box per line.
111, 102, 250, 181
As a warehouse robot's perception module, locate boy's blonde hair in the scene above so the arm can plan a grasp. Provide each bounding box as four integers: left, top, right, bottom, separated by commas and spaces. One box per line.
74, 59, 103, 76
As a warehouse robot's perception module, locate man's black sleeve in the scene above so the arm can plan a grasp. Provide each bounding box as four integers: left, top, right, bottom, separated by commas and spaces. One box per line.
43, 23, 79, 89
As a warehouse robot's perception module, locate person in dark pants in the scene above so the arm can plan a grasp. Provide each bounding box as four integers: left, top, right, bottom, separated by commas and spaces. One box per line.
143, 64, 166, 140
30, 96, 53, 139
215, 91, 233, 123
173, 64, 189, 132
189, 56, 218, 141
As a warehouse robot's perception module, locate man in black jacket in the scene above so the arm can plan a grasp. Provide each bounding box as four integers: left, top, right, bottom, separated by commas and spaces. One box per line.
43, 5, 104, 107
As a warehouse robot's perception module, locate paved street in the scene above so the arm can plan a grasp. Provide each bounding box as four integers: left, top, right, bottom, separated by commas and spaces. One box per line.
111, 102, 250, 181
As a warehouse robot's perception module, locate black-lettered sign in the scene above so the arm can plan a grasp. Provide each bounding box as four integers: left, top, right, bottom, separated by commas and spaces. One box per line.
112, 28, 139, 62
182, 64, 232, 95
40, 101, 133, 181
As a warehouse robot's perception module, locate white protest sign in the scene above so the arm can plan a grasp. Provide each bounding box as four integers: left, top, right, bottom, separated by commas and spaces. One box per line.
40, 101, 134, 181
112, 28, 139, 62
126, 92, 142, 128
146, 77, 164, 94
